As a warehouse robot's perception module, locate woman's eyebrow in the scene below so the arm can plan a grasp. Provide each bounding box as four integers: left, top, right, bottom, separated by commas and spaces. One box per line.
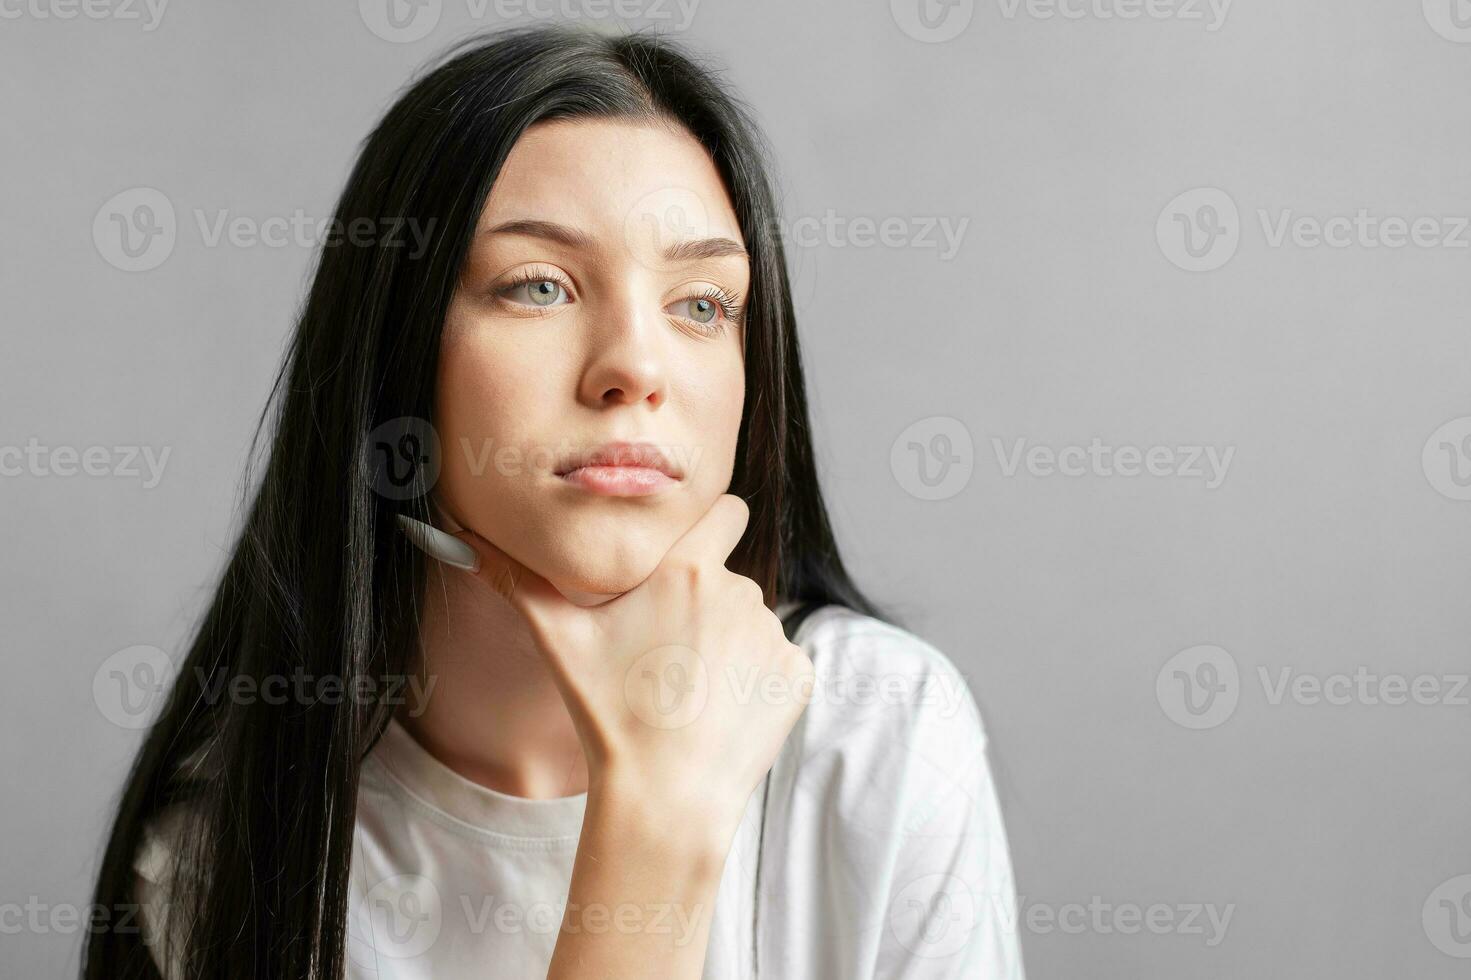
662, 237, 748, 262
484, 218, 748, 262
484, 218, 591, 249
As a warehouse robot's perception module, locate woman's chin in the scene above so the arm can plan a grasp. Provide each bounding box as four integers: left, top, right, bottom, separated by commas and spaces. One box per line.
553, 585, 626, 608
540, 554, 662, 606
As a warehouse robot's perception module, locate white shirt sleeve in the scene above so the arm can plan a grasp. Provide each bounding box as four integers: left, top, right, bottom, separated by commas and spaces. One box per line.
765, 607, 1026, 980
874, 673, 1025, 979
131, 806, 190, 980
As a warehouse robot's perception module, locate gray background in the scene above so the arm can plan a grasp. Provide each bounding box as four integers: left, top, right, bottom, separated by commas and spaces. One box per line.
4, 0, 1470, 977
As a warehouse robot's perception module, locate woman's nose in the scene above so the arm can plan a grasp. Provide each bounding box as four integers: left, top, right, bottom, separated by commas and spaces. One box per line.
577, 295, 669, 409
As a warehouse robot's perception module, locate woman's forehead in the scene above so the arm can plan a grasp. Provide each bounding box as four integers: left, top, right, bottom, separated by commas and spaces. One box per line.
477, 117, 745, 253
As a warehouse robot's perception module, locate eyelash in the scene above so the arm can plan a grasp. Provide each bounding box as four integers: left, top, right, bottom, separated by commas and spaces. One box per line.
495, 266, 745, 335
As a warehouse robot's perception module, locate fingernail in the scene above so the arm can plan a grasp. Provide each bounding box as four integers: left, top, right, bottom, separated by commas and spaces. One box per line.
396, 514, 480, 573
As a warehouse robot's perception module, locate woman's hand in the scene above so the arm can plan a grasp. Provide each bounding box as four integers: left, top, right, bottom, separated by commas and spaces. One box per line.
447, 493, 814, 978
451, 492, 815, 848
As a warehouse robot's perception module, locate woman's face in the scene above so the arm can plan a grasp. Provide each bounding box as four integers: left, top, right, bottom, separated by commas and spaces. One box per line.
434, 117, 749, 601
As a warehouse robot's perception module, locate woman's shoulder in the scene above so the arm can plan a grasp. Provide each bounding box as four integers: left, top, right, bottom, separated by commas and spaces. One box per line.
769, 602, 998, 835
783, 602, 989, 746
132, 799, 198, 884
131, 799, 202, 980
757, 604, 1023, 975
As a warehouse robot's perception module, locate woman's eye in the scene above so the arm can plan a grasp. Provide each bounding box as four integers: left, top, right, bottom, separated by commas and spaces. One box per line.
502, 279, 568, 307
668, 296, 721, 325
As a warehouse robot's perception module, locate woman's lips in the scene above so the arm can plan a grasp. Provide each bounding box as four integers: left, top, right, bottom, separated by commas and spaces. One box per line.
557, 465, 678, 496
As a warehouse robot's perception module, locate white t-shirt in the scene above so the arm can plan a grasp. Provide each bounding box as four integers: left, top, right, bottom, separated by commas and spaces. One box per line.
134, 603, 1026, 979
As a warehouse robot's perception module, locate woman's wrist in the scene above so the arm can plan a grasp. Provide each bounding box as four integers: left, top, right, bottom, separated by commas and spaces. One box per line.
546, 776, 732, 979
584, 772, 741, 885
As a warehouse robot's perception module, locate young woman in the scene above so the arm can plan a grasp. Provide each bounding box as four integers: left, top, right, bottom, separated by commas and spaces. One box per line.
84, 25, 1024, 980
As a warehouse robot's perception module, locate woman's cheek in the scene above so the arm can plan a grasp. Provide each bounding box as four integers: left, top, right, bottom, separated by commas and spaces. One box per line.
700, 364, 747, 488
434, 342, 530, 519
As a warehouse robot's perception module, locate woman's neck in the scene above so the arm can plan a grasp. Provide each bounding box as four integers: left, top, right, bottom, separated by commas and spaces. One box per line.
393, 561, 590, 800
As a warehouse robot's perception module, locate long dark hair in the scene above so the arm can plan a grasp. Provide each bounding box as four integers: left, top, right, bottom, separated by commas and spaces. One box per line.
84, 24, 886, 979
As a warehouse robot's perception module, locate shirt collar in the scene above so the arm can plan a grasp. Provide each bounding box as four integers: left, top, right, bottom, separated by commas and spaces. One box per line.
367, 717, 588, 842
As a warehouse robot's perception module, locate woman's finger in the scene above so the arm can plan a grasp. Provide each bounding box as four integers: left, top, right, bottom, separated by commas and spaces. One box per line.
659, 493, 752, 572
